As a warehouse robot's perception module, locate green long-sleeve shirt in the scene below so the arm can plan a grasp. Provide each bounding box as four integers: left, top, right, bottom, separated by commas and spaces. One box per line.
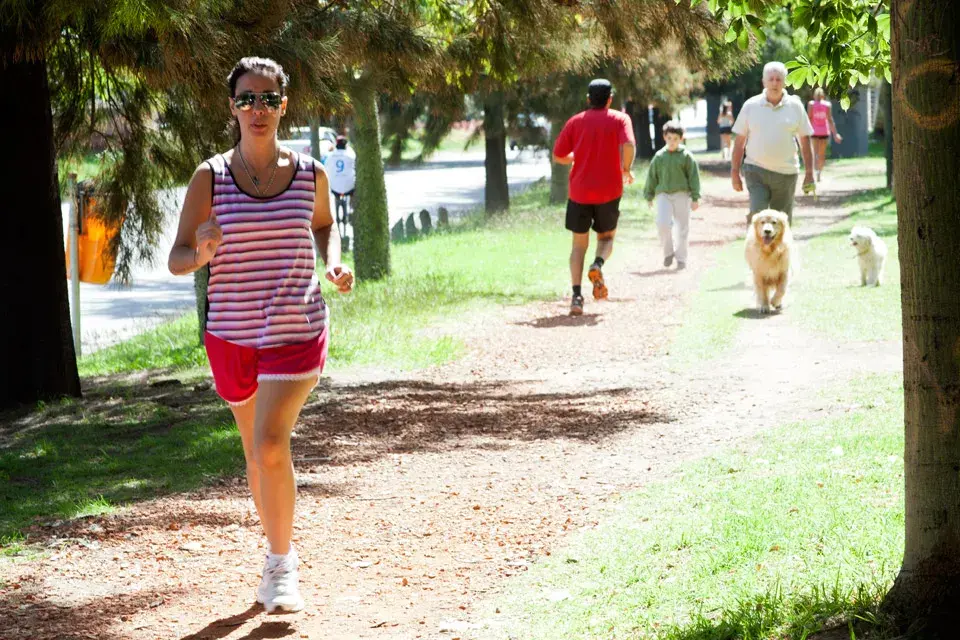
643, 145, 701, 202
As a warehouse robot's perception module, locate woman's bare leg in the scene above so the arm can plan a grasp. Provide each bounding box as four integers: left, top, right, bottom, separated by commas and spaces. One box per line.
815, 138, 828, 173
253, 377, 317, 556
229, 399, 265, 526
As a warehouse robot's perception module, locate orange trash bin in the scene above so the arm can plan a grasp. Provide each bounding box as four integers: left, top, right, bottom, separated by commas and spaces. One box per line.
65, 194, 119, 284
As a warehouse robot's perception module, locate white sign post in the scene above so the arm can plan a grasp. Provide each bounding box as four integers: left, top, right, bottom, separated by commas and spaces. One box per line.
67, 173, 81, 357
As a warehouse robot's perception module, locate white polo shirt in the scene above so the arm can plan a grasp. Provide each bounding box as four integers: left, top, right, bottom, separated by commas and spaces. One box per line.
732, 90, 814, 175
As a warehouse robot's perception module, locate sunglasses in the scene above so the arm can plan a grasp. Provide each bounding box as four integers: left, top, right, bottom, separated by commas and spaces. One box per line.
233, 91, 283, 112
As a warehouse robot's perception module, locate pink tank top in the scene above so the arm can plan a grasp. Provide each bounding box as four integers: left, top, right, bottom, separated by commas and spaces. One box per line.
809, 100, 830, 136
205, 152, 327, 349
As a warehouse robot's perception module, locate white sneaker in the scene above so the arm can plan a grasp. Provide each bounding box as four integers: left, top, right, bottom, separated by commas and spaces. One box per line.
256, 548, 305, 613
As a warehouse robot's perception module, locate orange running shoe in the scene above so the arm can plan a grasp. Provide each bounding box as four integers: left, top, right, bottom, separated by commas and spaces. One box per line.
587, 263, 608, 300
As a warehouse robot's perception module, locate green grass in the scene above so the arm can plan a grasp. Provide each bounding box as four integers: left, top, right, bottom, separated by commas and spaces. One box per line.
78, 177, 653, 377
58, 152, 108, 188
383, 127, 480, 164
78, 314, 209, 377
487, 373, 904, 639
790, 193, 900, 342
0, 391, 240, 540
668, 241, 749, 367
670, 173, 896, 365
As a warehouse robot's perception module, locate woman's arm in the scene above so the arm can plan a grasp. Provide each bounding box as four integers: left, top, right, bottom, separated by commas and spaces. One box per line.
827, 105, 843, 142
168, 163, 218, 275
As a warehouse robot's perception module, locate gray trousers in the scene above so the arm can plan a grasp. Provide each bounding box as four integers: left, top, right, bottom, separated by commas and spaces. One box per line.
655, 192, 692, 263
743, 163, 798, 224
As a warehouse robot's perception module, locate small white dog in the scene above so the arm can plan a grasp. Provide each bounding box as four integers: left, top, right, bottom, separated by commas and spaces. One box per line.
848, 226, 887, 286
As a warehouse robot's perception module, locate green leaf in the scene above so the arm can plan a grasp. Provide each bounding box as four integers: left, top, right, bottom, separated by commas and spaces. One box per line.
786, 67, 808, 88
725, 23, 739, 43
785, 60, 801, 70
884, 67, 892, 84
806, 66, 817, 86
877, 13, 891, 38
840, 94, 851, 111
737, 25, 749, 51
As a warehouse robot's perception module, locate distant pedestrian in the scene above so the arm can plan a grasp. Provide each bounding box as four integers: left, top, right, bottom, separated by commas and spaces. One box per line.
553, 78, 636, 316
807, 87, 843, 181
323, 135, 356, 237
644, 120, 701, 270
167, 56, 353, 614
730, 61, 815, 225
717, 100, 735, 161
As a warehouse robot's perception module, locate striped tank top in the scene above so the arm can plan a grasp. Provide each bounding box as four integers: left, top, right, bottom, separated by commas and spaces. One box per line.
205, 152, 327, 349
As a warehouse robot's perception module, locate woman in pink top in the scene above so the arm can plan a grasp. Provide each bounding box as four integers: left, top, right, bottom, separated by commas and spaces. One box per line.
168, 57, 353, 614
807, 88, 843, 180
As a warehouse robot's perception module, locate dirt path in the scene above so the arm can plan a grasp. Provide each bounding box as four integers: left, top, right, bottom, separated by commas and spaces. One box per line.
0, 160, 899, 640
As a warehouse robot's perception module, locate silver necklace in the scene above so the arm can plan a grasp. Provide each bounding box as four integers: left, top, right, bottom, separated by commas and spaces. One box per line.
236, 146, 280, 196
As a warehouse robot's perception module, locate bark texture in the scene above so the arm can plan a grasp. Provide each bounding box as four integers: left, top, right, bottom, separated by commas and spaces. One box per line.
484, 92, 509, 214
883, 0, 960, 633
349, 79, 391, 281
0, 44, 81, 408
549, 114, 570, 204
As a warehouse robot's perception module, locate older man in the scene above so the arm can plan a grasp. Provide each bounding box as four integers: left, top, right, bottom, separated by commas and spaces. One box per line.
731, 62, 815, 224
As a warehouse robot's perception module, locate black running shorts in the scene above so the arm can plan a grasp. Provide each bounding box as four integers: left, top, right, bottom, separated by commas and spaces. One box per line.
565, 197, 621, 234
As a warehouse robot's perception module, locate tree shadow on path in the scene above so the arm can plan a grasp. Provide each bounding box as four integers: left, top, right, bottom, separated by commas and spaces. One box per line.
296, 379, 673, 467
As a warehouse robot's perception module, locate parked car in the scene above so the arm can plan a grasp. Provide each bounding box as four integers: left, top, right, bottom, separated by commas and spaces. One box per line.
279, 125, 338, 161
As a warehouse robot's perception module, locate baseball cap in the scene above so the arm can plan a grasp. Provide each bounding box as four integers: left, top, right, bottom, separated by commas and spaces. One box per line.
588, 79, 613, 103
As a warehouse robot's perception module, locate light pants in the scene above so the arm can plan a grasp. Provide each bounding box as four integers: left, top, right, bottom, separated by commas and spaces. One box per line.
655, 192, 692, 263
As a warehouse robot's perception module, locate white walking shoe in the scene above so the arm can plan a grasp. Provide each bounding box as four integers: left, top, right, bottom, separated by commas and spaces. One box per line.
256, 548, 305, 613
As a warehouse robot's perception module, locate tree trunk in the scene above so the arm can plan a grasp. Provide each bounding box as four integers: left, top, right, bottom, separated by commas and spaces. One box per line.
348, 79, 391, 281
631, 99, 654, 160
549, 113, 569, 204
483, 91, 509, 214
882, 79, 894, 193
309, 118, 321, 162
0, 50, 82, 408
194, 266, 209, 344
652, 108, 670, 152
882, 1, 960, 633
705, 90, 722, 151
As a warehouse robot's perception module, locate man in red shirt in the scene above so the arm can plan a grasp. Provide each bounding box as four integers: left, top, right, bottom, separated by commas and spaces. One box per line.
553, 79, 636, 316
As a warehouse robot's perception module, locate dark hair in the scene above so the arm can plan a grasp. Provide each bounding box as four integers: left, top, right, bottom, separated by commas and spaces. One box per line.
662, 120, 685, 137
335, 136, 348, 149
227, 57, 288, 97
226, 57, 288, 144
587, 79, 613, 109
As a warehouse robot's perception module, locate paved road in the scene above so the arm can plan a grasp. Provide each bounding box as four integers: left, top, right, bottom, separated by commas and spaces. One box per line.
65, 150, 551, 353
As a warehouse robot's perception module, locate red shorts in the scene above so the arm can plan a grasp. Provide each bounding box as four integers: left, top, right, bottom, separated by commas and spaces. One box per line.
204, 330, 328, 406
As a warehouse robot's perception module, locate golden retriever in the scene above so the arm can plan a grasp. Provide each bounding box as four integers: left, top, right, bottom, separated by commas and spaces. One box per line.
745, 209, 793, 313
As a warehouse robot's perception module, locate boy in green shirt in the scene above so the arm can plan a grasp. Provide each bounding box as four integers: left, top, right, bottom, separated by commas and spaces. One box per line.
644, 120, 701, 270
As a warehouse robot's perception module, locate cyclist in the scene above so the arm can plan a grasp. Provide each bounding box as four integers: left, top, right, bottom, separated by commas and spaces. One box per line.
323, 136, 356, 237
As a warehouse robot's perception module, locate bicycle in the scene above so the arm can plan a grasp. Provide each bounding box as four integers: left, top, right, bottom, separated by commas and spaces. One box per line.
332, 189, 354, 240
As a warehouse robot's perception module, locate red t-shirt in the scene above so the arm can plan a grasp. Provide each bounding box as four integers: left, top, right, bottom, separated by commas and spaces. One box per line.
553, 108, 635, 204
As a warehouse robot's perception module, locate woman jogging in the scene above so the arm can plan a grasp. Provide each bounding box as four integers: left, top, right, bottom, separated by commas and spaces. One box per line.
168, 56, 353, 613
807, 87, 843, 180
717, 100, 735, 161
